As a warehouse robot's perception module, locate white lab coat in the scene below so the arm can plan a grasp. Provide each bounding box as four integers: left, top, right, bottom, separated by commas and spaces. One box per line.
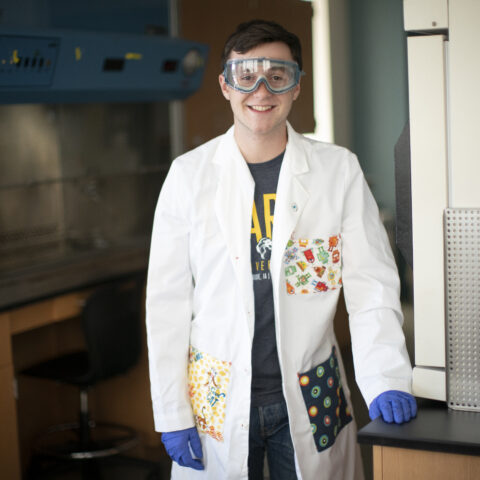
146, 123, 412, 480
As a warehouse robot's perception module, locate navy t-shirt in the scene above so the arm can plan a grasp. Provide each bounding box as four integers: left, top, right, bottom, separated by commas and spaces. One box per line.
247, 151, 284, 407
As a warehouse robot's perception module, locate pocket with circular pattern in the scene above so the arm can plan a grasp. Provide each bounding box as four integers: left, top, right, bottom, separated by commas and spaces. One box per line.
297, 346, 352, 451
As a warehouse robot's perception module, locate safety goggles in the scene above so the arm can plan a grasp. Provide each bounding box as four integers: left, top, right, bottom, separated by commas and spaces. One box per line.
223, 57, 303, 94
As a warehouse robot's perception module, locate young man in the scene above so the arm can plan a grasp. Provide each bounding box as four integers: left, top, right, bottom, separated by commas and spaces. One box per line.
146, 20, 416, 480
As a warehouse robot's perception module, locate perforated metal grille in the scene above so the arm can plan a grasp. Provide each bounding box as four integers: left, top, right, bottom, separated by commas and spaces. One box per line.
445, 208, 480, 411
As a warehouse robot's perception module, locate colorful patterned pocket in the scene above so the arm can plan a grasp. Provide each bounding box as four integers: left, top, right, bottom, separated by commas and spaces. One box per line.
188, 346, 232, 441
284, 235, 342, 294
298, 347, 352, 452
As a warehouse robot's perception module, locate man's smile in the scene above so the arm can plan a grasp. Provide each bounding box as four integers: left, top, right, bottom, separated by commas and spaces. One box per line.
248, 105, 275, 112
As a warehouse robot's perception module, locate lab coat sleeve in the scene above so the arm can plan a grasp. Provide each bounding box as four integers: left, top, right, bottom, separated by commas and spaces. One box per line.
340, 153, 413, 407
145, 159, 195, 432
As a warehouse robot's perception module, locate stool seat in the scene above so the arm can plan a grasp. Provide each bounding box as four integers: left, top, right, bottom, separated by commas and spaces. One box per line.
23, 351, 91, 387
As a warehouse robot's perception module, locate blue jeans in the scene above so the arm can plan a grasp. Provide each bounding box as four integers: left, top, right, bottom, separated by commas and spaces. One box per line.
248, 400, 297, 480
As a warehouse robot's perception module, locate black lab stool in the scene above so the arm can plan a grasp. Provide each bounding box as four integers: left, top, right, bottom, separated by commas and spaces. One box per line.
21, 273, 158, 479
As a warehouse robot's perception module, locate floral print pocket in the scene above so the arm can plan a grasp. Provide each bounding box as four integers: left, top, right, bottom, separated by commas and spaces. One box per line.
298, 347, 352, 452
188, 346, 232, 441
284, 235, 342, 294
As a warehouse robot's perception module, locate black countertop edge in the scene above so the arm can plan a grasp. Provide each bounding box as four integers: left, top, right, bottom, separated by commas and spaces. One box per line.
358, 424, 480, 457
0, 268, 148, 314
357, 399, 480, 457
0, 241, 150, 312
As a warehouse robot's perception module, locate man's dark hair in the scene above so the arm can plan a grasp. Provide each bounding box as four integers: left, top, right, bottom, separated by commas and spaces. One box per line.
221, 20, 302, 70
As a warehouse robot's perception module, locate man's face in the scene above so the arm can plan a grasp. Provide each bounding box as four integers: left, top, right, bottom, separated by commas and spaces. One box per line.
218, 42, 301, 139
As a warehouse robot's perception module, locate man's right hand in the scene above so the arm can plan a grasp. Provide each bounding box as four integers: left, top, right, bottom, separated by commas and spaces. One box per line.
161, 427, 204, 470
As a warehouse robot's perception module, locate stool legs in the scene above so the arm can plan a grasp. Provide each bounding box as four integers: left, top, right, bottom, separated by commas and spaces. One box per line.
79, 388, 90, 448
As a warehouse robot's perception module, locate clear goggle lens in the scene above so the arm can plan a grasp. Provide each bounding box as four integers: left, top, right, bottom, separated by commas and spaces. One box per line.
223, 58, 302, 94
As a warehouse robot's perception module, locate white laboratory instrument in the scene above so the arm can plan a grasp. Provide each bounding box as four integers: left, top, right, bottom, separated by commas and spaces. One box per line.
404, 0, 480, 410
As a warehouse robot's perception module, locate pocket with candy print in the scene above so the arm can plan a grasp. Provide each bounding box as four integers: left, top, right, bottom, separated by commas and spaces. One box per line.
284, 235, 342, 294
188, 346, 231, 441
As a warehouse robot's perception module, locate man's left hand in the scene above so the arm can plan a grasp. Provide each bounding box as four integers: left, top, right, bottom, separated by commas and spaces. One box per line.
369, 390, 417, 424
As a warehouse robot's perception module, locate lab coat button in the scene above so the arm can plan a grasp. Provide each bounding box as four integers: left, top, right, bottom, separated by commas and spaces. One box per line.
241, 422, 249, 430
291, 203, 298, 212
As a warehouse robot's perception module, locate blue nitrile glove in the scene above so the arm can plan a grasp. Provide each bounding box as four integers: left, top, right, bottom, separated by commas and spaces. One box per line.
161, 427, 204, 470
369, 390, 417, 424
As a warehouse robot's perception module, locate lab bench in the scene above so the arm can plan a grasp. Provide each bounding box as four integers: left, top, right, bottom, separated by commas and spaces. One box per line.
358, 399, 480, 479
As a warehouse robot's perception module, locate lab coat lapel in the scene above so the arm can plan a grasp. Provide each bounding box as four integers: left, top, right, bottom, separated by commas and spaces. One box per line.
212, 128, 256, 334
270, 124, 310, 295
